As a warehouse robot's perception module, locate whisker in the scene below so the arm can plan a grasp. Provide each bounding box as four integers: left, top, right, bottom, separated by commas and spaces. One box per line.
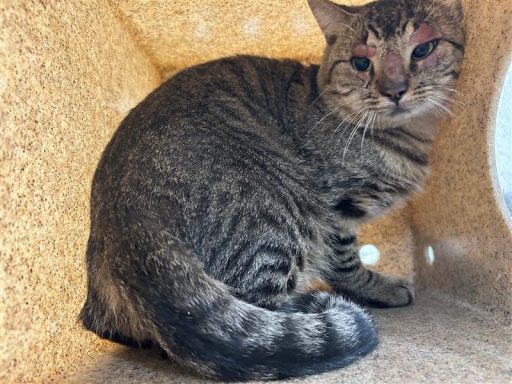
425, 99, 445, 118
374, 110, 380, 138
342, 125, 360, 163
307, 109, 338, 136
416, 84, 464, 96
327, 19, 358, 37
370, 110, 377, 131
336, 108, 367, 145
331, 107, 366, 142
429, 97, 454, 117
420, 85, 465, 100
309, 84, 333, 108
424, 1, 441, 22
360, 111, 375, 155
339, 23, 357, 34
438, 86, 463, 96
342, 109, 368, 163
430, 92, 464, 106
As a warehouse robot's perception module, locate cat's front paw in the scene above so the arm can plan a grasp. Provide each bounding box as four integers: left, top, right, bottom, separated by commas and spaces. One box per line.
364, 275, 415, 308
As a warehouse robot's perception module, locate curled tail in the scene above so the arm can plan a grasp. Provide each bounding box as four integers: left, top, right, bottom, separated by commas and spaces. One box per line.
81, 242, 377, 381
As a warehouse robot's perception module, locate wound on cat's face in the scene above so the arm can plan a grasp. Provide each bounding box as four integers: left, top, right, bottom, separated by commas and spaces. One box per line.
308, 0, 465, 127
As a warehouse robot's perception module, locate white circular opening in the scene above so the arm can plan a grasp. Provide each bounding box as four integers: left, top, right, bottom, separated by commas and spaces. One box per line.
495, 62, 512, 219
425, 246, 435, 266
359, 244, 380, 265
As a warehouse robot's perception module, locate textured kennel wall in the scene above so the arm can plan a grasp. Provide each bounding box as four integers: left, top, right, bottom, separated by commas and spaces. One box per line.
108, 0, 364, 76
0, 1, 160, 382
409, 0, 512, 318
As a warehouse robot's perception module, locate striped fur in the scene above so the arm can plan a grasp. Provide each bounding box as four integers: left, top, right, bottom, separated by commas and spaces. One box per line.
80, 0, 465, 380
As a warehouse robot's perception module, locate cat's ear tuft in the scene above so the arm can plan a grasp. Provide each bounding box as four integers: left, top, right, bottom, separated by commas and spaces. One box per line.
308, 0, 359, 41
446, 0, 464, 22
423, 0, 464, 23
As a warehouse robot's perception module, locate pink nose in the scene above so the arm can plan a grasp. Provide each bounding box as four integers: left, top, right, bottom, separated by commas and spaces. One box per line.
379, 52, 409, 104
378, 80, 409, 104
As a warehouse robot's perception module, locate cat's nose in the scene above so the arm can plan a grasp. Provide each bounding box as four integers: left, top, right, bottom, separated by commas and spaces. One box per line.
379, 52, 409, 105
378, 81, 409, 104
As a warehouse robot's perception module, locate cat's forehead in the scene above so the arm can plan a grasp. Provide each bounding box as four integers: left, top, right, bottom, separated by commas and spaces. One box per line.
360, 1, 424, 52
364, 0, 416, 40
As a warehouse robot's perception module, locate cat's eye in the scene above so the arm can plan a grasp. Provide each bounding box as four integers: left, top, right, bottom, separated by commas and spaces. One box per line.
351, 57, 371, 72
411, 40, 439, 60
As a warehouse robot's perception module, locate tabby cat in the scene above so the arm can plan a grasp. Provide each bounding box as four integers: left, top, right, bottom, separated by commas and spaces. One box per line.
80, 0, 465, 380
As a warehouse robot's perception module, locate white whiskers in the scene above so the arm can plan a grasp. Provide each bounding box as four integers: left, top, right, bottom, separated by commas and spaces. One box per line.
342, 108, 370, 164
425, 99, 447, 118
308, 84, 333, 108
428, 97, 454, 117
424, 1, 440, 22
430, 92, 464, 107
438, 86, 463, 96
361, 110, 377, 155
307, 109, 338, 136
331, 107, 366, 142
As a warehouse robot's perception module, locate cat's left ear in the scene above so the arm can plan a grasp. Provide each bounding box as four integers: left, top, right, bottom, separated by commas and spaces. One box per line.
308, 0, 360, 41
422, 0, 464, 23
444, 0, 464, 21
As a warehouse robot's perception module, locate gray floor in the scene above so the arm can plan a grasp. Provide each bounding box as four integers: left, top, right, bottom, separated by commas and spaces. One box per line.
69, 291, 511, 384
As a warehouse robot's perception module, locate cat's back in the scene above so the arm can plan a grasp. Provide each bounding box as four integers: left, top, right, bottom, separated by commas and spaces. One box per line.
119, 54, 303, 135
163, 55, 303, 118
92, 55, 308, 210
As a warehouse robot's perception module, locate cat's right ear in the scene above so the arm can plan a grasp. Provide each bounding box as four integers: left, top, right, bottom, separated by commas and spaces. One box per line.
308, 0, 359, 41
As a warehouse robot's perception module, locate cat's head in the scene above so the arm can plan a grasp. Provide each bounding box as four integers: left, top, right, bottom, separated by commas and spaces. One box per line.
308, 0, 465, 127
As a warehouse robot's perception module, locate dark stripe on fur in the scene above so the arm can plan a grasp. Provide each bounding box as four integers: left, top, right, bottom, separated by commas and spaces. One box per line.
127, 258, 377, 380
368, 23, 380, 39
327, 60, 349, 84
334, 197, 367, 217
336, 235, 357, 246
445, 39, 465, 52
388, 126, 432, 144
371, 133, 429, 165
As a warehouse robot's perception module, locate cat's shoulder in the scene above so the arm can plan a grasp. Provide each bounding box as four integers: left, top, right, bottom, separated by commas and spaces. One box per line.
167, 55, 307, 83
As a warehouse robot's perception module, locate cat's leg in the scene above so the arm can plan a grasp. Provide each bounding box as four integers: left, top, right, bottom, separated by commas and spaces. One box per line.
322, 233, 414, 307
220, 247, 299, 309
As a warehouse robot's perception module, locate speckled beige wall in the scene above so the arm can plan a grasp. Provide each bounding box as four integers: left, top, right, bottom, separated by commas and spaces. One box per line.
108, 0, 372, 77
409, 0, 512, 319
0, 1, 160, 382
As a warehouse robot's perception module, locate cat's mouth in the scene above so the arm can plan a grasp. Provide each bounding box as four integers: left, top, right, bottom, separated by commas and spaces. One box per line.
390, 105, 408, 115
366, 92, 452, 126
385, 98, 433, 118
385, 104, 416, 119
380, 102, 427, 123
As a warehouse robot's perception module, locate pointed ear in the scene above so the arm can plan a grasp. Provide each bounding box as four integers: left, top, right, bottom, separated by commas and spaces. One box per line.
308, 0, 359, 39
445, 0, 464, 22
444, 0, 463, 11
423, 0, 464, 23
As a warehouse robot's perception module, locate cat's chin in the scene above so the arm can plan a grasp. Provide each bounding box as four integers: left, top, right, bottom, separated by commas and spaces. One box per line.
377, 102, 441, 128
377, 109, 416, 127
